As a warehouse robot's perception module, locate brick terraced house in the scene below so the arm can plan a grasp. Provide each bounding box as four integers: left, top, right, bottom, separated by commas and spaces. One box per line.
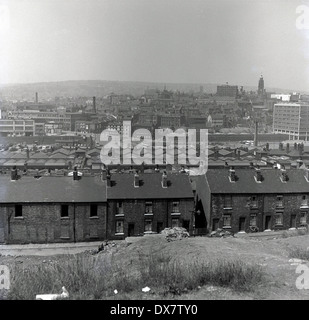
0, 168, 194, 243
106, 171, 195, 239
196, 167, 309, 234
0, 169, 107, 244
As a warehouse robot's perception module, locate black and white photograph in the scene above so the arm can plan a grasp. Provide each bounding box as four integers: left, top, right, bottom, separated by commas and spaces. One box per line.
0, 0, 309, 307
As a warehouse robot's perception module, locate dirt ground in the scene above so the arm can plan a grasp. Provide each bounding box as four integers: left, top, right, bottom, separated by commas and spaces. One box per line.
1, 232, 309, 300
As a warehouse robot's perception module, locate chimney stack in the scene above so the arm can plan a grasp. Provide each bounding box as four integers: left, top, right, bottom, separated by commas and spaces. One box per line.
255, 166, 262, 182
162, 171, 168, 188
229, 167, 236, 182
305, 166, 309, 181
134, 172, 140, 188
101, 165, 107, 180
286, 143, 289, 153
237, 150, 241, 160
11, 166, 18, 181
73, 167, 78, 180
106, 170, 111, 187
266, 142, 269, 151
35, 92, 38, 104
294, 142, 297, 150
281, 167, 288, 182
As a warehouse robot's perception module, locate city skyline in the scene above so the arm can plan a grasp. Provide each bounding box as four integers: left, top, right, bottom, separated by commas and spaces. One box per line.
1, 0, 309, 92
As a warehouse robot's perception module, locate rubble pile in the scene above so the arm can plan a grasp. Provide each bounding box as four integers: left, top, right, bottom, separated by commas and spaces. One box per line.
161, 227, 190, 241
209, 228, 234, 238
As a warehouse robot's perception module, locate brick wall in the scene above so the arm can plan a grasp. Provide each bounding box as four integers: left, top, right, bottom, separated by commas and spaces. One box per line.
0, 203, 107, 244
107, 199, 194, 239
209, 193, 309, 233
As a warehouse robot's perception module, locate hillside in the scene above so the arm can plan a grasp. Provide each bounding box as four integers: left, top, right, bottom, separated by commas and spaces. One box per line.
1, 230, 309, 300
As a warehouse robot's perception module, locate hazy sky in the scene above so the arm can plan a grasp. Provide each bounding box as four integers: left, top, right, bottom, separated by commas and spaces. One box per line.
1, 0, 309, 91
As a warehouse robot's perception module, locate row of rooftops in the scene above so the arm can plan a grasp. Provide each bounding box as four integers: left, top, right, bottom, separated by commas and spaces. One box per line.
204, 166, 309, 194
4, 167, 194, 204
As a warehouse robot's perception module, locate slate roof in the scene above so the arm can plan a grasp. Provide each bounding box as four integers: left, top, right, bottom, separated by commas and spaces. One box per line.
107, 172, 194, 200
0, 175, 107, 203
205, 168, 309, 194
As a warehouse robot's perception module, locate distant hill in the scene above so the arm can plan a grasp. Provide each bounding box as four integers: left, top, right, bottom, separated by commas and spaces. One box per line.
0, 80, 306, 101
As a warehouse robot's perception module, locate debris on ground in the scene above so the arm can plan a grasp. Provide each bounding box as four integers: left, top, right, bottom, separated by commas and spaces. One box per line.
161, 227, 190, 241
35, 286, 69, 300
209, 228, 234, 238
142, 286, 151, 293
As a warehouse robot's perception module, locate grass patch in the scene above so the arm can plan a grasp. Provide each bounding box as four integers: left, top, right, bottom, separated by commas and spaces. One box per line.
7, 251, 266, 300
288, 246, 309, 261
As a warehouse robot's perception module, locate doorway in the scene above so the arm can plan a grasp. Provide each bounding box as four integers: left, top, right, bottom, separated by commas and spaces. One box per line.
265, 216, 271, 230
290, 215, 296, 228
239, 217, 246, 231
128, 223, 135, 237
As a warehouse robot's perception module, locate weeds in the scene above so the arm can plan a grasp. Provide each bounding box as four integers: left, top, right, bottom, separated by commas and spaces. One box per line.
7, 251, 266, 300
288, 246, 309, 261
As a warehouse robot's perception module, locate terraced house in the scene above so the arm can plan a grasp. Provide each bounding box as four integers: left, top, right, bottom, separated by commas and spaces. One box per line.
0, 168, 195, 244
105, 170, 195, 239
196, 167, 309, 234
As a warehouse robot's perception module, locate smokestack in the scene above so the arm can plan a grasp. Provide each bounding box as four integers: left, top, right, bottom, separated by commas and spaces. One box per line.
254, 121, 258, 147
93, 96, 96, 113
162, 171, 168, 188
35, 92, 38, 104
286, 143, 290, 153
266, 143, 269, 151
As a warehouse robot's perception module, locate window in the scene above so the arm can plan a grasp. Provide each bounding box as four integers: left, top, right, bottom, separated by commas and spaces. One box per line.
222, 214, 231, 227
90, 204, 98, 217
117, 202, 124, 215
61, 205, 69, 218
300, 212, 307, 225
145, 202, 153, 213
276, 195, 283, 207
224, 195, 232, 208
144, 219, 153, 232
15, 205, 22, 217
275, 212, 283, 225
301, 195, 308, 207
171, 218, 179, 228
172, 201, 180, 213
249, 214, 257, 227
115, 220, 124, 234
251, 196, 258, 208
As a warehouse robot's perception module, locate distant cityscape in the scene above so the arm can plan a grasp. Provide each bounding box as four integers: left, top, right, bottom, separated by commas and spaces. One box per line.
0, 76, 309, 244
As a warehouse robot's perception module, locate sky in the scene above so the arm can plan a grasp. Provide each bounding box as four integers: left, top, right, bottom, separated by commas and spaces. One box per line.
1, 0, 309, 91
